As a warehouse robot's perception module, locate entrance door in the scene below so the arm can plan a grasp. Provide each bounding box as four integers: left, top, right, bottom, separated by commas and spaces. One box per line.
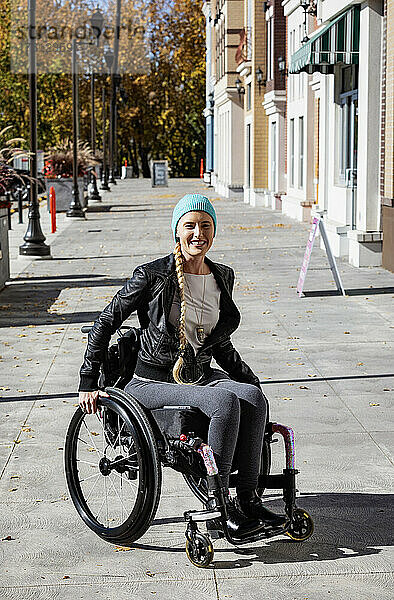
340, 91, 358, 229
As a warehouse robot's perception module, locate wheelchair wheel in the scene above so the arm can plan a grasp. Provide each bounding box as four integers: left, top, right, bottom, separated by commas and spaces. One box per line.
183, 436, 271, 504
185, 531, 214, 568
65, 390, 161, 546
286, 508, 314, 541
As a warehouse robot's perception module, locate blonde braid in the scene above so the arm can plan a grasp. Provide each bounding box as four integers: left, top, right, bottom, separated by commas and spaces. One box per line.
172, 241, 194, 385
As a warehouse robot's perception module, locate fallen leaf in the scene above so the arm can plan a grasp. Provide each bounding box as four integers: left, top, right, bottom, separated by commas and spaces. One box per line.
344, 331, 350, 334
369, 402, 380, 406
114, 546, 133, 552
299, 385, 309, 389
63, 575, 70, 580
2, 535, 15, 541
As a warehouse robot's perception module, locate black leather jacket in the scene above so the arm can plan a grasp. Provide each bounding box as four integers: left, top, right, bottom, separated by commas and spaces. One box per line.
79, 253, 260, 391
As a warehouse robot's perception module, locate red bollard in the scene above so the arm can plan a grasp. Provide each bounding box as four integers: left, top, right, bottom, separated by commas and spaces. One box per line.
49, 186, 56, 233
200, 158, 204, 179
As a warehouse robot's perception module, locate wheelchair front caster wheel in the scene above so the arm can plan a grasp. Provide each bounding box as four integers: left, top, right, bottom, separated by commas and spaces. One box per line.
185, 532, 214, 568
286, 508, 314, 541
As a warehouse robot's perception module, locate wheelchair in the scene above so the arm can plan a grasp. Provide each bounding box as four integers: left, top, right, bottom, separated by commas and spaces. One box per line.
65, 326, 313, 568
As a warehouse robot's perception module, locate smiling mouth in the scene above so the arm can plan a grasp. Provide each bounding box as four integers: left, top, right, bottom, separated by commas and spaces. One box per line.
190, 240, 206, 246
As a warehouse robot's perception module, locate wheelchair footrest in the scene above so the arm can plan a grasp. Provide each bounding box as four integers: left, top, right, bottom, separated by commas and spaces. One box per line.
184, 509, 222, 522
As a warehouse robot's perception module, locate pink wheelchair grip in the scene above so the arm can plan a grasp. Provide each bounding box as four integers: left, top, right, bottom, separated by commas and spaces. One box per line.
271, 423, 296, 470
197, 443, 219, 476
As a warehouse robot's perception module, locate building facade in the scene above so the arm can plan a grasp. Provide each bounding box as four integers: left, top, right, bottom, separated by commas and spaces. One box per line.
204, 0, 392, 269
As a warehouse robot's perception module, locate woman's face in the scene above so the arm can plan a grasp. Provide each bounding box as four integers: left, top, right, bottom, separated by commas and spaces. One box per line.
176, 211, 215, 260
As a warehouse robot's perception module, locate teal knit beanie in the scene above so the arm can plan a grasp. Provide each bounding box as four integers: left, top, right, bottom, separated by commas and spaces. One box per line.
171, 194, 217, 241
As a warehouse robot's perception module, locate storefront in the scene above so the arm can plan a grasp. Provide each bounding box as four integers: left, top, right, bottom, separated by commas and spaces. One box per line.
287, 1, 384, 266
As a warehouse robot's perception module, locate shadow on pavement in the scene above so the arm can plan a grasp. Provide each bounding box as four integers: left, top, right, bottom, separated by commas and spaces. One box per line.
263, 373, 394, 385
0, 275, 127, 327
0, 392, 76, 403
303, 287, 394, 297
86, 205, 156, 213
133, 493, 393, 568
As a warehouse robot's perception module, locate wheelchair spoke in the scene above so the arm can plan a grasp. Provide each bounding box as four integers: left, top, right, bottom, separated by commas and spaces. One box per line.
76, 459, 98, 467
105, 476, 109, 527
111, 469, 139, 492
81, 420, 104, 457
95, 490, 106, 523
107, 474, 129, 517
79, 471, 101, 484
84, 471, 102, 503
110, 454, 138, 469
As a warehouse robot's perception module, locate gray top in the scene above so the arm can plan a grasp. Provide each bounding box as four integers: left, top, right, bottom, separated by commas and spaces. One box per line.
169, 272, 221, 353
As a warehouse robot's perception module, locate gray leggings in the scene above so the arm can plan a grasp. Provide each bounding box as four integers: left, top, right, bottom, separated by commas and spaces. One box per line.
125, 369, 267, 492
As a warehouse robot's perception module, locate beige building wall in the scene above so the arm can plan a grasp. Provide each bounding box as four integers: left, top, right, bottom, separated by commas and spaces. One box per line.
237, 0, 269, 206
212, 0, 246, 198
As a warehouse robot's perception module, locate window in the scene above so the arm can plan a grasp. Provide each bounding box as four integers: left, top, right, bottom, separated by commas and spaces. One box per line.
246, 124, 251, 187
336, 65, 358, 184
246, 83, 252, 111
267, 18, 274, 81
290, 119, 295, 187
267, 19, 271, 80
271, 121, 277, 191
299, 116, 304, 188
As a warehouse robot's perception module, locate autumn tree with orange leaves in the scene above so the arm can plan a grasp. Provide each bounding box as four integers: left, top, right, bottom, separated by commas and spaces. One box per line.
0, 0, 205, 177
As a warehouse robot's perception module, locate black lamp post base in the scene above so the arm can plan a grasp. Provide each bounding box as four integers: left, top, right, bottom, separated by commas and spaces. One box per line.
89, 190, 102, 202
108, 169, 116, 185
19, 241, 51, 257
100, 181, 110, 191
67, 207, 86, 218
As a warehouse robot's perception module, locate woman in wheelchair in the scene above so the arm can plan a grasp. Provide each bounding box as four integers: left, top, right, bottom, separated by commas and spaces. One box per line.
78, 194, 287, 539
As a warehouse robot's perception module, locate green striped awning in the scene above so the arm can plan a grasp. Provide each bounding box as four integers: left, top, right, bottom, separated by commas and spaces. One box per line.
289, 5, 360, 74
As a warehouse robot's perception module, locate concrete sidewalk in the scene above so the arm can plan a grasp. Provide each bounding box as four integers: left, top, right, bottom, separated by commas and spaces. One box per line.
0, 178, 393, 599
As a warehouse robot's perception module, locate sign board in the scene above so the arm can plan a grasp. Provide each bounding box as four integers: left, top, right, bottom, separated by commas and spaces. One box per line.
297, 215, 346, 297
151, 160, 168, 188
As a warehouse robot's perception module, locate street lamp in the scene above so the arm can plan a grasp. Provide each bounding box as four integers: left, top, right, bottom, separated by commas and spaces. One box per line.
19, 0, 51, 257
235, 77, 245, 100
100, 49, 113, 192
88, 71, 102, 202
108, 0, 122, 184
88, 8, 104, 204
91, 9, 104, 43
255, 66, 264, 94
300, 1, 317, 44
66, 36, 85, 219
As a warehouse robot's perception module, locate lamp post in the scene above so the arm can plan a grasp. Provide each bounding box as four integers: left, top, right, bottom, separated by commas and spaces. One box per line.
66, 37, 85, 218
88, 72, 101, 202
108, 0, 122, 184
19, 0, 51, 256
88, 9, 104, 203
100, 86, 110, 191
100, 49, 113, 191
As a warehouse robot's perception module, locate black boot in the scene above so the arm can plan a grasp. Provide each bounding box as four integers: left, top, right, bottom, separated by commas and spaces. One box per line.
206, 495, 265, 541
236, 491, 288, 529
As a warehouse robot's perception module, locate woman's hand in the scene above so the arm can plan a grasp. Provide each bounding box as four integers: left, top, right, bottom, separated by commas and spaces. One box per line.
79, 390, 109, 414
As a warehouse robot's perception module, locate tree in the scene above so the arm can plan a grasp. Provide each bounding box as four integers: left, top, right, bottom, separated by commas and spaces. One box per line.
0, 0, 206, 177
